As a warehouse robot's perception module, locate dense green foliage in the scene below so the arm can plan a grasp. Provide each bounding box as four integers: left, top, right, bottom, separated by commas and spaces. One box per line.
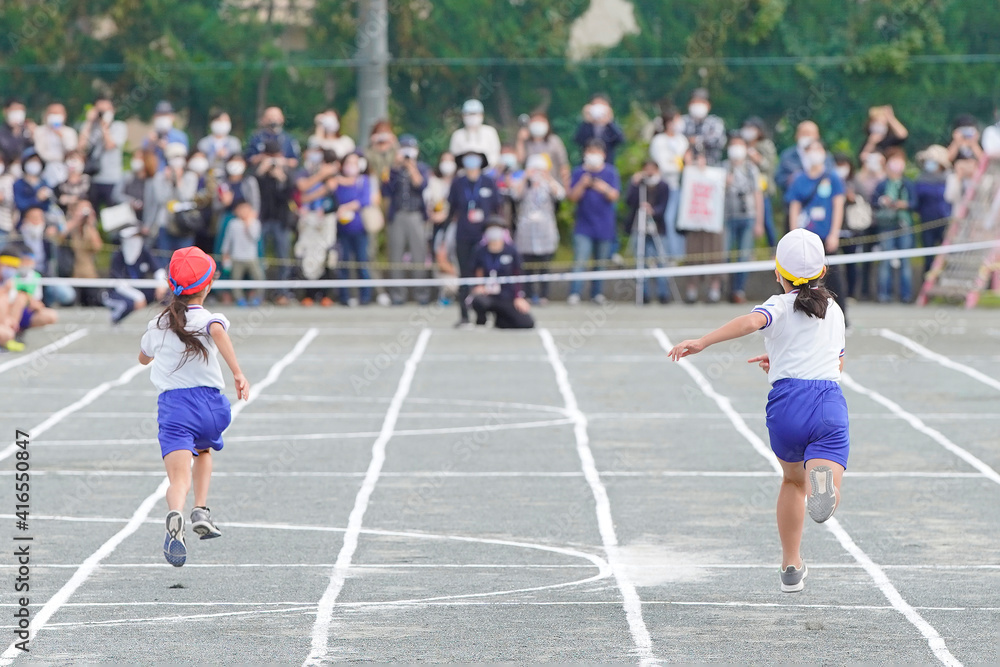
0, 0, 997, 161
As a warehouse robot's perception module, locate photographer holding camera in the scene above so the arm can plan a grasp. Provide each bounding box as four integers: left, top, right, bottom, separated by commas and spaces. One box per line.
385, 134, 431, 305
947, 114, 984, 164
61, 199, 103, 305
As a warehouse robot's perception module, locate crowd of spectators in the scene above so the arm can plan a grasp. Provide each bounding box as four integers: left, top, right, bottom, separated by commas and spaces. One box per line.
1, 90, 998, 339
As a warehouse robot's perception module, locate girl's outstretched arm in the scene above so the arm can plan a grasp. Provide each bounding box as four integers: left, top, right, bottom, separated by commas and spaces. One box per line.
210, 322, 250, 400
668, 312, 768, 361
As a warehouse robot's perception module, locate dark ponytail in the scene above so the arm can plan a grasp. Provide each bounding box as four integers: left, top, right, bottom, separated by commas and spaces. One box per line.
792, 278, 833, 319
157, 293, 208, 367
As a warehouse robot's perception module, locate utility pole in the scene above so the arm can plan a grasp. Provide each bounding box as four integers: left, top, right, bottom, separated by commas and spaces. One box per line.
357, 0, 389, 150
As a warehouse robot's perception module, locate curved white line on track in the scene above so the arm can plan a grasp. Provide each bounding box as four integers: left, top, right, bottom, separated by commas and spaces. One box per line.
841, 372, 1000, 487
0, 362, 148, 463
654, 329, 963, 667
304, 328, 431, 666
0, 328, 88, 375
878, 328, 1000, 392
539, 328, 657, 666
0, 329, 320, 666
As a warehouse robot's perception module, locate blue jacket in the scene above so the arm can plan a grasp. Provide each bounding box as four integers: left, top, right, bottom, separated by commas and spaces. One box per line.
447, 174, 501, 245
472, 241, 523, 300
13, 178, 50, 214
914, 175, 951, 223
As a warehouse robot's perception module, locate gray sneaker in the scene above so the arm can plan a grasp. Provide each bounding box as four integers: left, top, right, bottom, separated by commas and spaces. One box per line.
163, 511, 187, 567
190, 506, 222, 540
808, 466, 838, 523
780, 562, 807, 593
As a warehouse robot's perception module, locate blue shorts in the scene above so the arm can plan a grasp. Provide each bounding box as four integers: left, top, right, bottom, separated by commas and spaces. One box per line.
19, 308, 33, 332
157, 387, 232, 458
766, 379, 850, 469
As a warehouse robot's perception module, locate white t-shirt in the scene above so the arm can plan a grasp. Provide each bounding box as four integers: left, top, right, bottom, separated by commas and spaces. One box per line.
449, 125, 502, 168
140, 306, 230, 392
982, 123, 1000, 158
752, 292, 845, 385
649, 132, 689, 190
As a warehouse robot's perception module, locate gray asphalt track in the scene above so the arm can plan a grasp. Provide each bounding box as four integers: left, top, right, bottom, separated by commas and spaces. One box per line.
1, 300, 998, 665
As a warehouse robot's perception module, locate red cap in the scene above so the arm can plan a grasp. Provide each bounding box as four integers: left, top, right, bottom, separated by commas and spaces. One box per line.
168, 247, 217, 296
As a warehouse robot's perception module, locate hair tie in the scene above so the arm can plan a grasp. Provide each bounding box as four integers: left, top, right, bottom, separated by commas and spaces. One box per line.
792, 277, 809, 286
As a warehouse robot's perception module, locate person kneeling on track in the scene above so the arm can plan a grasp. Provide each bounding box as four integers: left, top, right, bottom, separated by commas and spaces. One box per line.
468, 217, 534, 330
1, 244, 58, 345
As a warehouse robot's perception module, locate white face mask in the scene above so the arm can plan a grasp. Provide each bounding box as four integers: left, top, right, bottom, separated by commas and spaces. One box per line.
584, 153, 604, 170
886, 158, 905, 175
923, 160, 940, 173
154, 115, 173, 133
131, 158, 145, 172
501, 153, 517, 169
47, 114, 65, 128
168, 157, 187, 171
688, 103, 709, 120
121, 234, 144, 265
727, 145, 747, 161
590, 104, 610, 121
399, 147, 419, 160
804, 150, 826, 169
836, 165, 851, 180
740, 127, 758, 142
797, 136, 814, 151
305, 151, 323, 166
865, 154, 884, 172
485, 227, 505, 243
342, 163, 359, 177
210, 120, 231, 136
226, 161, 246, 176
672, 119, 686, 134
188, 157, 209, 175
529, 121, 548, 137
24, 160, 42, 176
6, 109, 25, 125
869, 122, 888, 135
463, 114, 483, 129
66, 159, 83, 172
102, 110, 115, 125
645, 173, 661, 186
321, 115, 340, 132
439, 160, 456, 176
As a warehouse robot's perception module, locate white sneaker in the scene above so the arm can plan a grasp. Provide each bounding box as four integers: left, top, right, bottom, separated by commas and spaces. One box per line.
567, 294, 581, 305
376, 292, 392, 307
348, 297, 360, 308
592, 294, 607, 305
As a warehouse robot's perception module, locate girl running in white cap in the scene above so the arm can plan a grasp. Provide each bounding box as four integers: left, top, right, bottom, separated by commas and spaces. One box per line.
668, 228, 848, 593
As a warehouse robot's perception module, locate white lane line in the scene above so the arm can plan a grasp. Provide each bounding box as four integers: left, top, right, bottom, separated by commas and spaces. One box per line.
0, 328, 88, 375
0, 469, 986, 480
653, 329, 963, 667
304, 328, 431, 667
0, 362, 149, 463
0, 328, 319, 665
841, 372, 1000, 487
878, 328, 1000, 392
538, 328, 656, 666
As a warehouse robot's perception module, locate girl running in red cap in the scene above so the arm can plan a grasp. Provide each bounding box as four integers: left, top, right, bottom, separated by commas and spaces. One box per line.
668, 228, 848, 593
138, 246, 249, 567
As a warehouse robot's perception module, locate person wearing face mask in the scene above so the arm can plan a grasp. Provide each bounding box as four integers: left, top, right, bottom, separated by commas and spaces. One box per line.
723, 135, 765, 304
835, 154, 872, 302
78, 97, 128, 210
511, 153, 565, 304
143, 101, 190, 171
446, 150, 500, 325
775, 121, 837, 195
489, 145, 521, 226
365, 120, 398, 188
573, 93, 626, 163
946, 114, 984, 165
384, 135, 432, 305
326, 151, 374, 306
294, 149, 340, 306
785, 140, 849, 319
4, 244, 60, 335
56, 151, 92, 218
649, 109, 690, 257
183, 151, 217, 254
871, 147, 917, 303
102, 224, 168, 325
624, 159, 672, 304
123, 150, 156, 233
246, 106, 300, 169
859, 105, 908, 164
567, 139, 620, 305
32, 103, 78, 166
740, 117, 778, 246
515, 111, 570, 188
680, 89, 726, 166
197, 111, 242, 175
310, 110, 355, 160
449, 99, 502, 168
12, 208, 75, 308
913, 145, 953, 274
145, 143, 203, 259
213, 154, 261, 272
13, 149, 53, 217
468, 217, 534, 329
425, 152, 456, 241
254, 140, 296, 304
58, 200, 103, 306
0, 99, 34, 165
